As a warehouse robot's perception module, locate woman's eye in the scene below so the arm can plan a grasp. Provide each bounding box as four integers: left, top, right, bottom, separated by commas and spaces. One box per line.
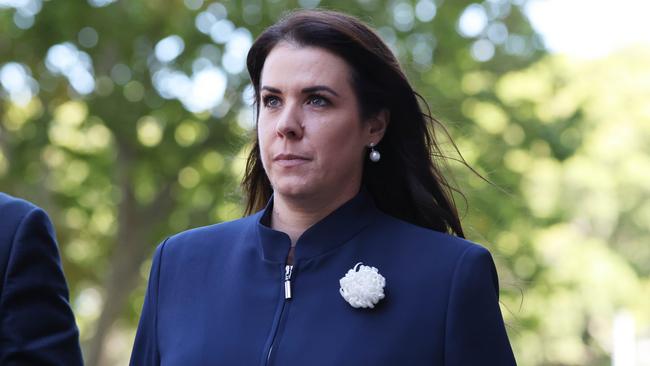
308, 95, 330, 107
263, 96, 281, 108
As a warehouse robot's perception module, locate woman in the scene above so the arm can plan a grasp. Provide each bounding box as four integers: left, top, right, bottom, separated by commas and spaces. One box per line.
131, 9, 516, 366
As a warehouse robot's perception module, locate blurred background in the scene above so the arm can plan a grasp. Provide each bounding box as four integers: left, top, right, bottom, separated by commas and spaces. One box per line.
1, 0, 649, 365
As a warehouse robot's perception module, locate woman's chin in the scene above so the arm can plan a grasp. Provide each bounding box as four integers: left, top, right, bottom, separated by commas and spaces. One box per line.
273, 186, 313, 199
272, 179, 318, 200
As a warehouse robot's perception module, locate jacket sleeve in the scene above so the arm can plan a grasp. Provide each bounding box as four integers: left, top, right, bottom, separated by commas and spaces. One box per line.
444, 245, 516, 366
130, 239, 167, 366
0, 207, 83, 365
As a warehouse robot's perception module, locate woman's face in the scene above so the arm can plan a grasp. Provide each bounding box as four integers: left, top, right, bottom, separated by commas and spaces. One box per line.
257, 42, 382, 202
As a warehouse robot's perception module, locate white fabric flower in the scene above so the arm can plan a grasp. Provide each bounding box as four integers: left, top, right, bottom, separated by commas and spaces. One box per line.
339, 262, 386, 308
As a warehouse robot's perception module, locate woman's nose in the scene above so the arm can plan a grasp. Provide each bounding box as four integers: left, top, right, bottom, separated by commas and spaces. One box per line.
275, 103, 303, 139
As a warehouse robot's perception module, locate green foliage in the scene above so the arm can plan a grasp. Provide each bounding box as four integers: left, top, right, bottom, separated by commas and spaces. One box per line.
488, 50, 650, 365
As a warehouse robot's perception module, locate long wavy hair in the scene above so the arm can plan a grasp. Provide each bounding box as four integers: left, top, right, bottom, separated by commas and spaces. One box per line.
243, 9, 466, 238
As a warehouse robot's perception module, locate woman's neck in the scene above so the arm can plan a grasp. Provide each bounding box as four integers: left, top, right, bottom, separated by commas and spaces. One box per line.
271, 188, 359, 246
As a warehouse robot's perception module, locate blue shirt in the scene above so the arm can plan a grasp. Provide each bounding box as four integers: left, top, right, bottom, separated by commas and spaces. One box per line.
130, 190, 516, 365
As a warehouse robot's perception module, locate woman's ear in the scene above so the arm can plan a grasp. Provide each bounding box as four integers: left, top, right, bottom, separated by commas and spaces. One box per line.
367, 109, 389, 143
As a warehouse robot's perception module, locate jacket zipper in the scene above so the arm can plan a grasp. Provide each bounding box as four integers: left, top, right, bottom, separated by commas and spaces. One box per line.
265, 263, 294, 365
284, 264, 293, 299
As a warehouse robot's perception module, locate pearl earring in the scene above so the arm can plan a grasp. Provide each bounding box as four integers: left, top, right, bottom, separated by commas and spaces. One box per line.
368, 142, 381, 162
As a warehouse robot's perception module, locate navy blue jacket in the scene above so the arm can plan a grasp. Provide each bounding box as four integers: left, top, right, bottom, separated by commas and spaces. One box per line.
0, 193, 83, 365
131, 191, 516, 365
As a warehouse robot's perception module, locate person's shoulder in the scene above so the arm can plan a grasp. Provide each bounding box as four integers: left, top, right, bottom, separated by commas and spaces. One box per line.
373, 210, 490, 260
0, 193, 51, 242
0, 192, 40, 218
368, 211, 497, 293
0, 194, 56, 280
161, 213, 260, 254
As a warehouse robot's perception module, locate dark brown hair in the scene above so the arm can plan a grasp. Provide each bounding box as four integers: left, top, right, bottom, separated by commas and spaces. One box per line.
243, 9, 465, 237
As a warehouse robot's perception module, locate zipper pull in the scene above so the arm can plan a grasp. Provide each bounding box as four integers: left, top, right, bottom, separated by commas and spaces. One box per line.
284, 265, 293, 299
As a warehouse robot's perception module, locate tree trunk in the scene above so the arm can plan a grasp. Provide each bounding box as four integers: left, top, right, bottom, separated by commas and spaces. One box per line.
86, 142, 144, 366
84, 145, 173, 366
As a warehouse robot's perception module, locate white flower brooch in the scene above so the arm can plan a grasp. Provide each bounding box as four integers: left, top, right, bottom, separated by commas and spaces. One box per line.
339, 262, 386, 309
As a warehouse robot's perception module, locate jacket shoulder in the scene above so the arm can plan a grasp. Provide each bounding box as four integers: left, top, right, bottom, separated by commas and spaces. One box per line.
0, 192, 40, 219
373, 211, 488, 259
0, 193, 47, 255
161, 213, 259, 255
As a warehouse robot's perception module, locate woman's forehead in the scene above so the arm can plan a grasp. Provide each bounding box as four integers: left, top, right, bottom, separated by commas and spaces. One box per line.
260, 43, 353, 92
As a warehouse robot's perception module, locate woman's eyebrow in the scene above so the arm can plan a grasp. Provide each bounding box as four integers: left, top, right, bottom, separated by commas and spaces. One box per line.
260, 85, 340, 97
302, 85, 339, 97
261, 86, 282, 94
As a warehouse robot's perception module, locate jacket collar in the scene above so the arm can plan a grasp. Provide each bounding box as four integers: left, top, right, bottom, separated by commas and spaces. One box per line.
255, 189, 378, 264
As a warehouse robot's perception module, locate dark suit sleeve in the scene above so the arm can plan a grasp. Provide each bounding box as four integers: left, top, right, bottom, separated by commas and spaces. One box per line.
444, 245, 516, 366
130, 240, 167, 366
0, 207, 83, 365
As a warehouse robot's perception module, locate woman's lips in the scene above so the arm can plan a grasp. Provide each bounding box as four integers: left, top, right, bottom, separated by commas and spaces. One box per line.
273, 153, 311, 167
